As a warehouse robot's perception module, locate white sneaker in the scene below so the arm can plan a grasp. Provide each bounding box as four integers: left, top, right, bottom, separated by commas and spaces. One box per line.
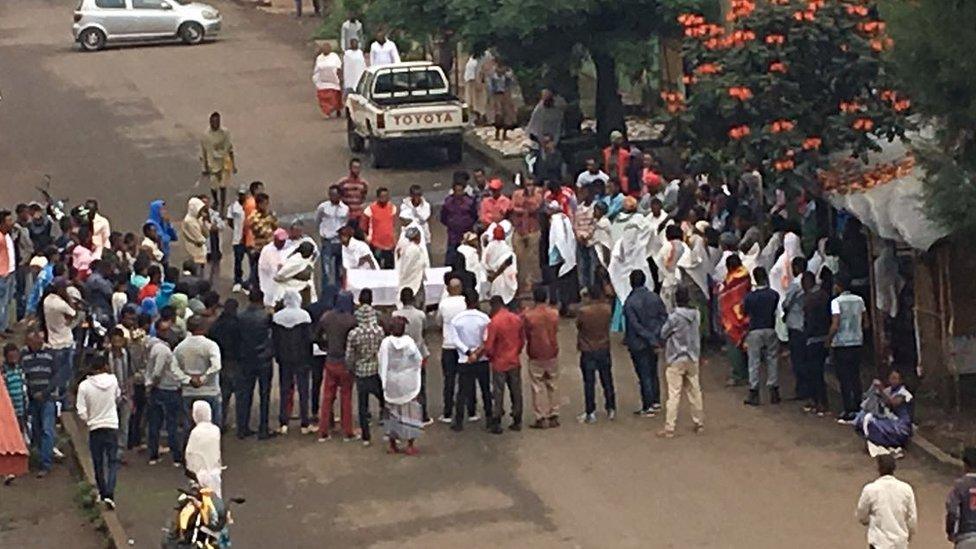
300, 426, 312, 435
232, 283, 243, 293
422, 418, 434, 427
437, 415, 453, 424
468, 414, 480, 422
52, 447, 65, 460
279, 425, 288, 435
103, 498, 116, 511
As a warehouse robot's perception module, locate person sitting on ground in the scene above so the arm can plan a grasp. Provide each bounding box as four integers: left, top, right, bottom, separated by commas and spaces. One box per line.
854, 370, 914, 459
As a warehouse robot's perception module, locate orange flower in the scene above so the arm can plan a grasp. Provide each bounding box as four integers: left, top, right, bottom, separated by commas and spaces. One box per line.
857, 21, 886, 35
768, 61, 787, 74
879, 90, 896, 102
870, 38, 894, 52
728, 125, 751, 140
677, 13, 705, 27
846, 4, 869, 17
695, 63, 722, 75
682, 74, 697, 85
770, 119, 795, 133
774, 158, 795, 172
728, 87, 753, 101
765, 34, 785, 45
893, 99, 911, 112
802, 137, 822, 150
661, 90, 686, 113
793, 10, 815, 22
852, 118, 875, 131
726, 0, 756, 21
839, 101, 864, 114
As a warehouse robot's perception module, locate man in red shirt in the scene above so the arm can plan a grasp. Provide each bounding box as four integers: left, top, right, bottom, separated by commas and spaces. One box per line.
483, 295, 524, 434
336, 158, 369, 223
522, 287, 561, 428
478, 178, 512, 227
362, 187, 397, 268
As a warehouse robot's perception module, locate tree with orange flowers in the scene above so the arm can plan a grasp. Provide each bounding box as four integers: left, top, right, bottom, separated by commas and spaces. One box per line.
663, 0, 911, 192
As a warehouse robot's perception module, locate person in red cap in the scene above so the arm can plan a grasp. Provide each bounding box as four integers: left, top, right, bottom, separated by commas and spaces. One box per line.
478, 178, 512, 227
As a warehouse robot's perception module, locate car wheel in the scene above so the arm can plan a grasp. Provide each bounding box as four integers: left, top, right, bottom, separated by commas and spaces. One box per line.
179, 22, 205, 45
78, 28, 106, 52
347, 118, 365, 153
447, 138, 463, 164
370, 139, 388, 169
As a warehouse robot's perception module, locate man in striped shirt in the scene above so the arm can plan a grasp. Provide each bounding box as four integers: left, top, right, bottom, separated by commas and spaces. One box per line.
337, 158, 369, 224
21, 329, 57, 477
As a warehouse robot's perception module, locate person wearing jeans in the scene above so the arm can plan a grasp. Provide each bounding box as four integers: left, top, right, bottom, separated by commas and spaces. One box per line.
345, 295, 385, 444
436, 279, 473, 423
828, 274, 867, 423
147, 387, 183, 465
76, 355, 120, 508
21, 330, 56, 475
0, 210, 15, 334
315, 185, 348, 290
448, 290, 494, 431
622, 270, 667, 415
173, 317, 223, 434
576, 287, 616, 422
743, 267, 781, 406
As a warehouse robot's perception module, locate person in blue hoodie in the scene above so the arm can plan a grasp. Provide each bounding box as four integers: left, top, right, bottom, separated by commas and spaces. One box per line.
146, 200, 178, 267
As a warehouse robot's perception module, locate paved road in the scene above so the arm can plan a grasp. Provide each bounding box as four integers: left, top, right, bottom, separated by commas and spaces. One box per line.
0, 1, 959, 548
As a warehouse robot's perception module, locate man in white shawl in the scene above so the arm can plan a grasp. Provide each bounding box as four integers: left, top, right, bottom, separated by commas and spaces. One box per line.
340, 226, 378, 276
655, 224, 688, 313
769, 231, 801, 341
258, 228, 288, 308
399, 185, 431, 247
185, 400, 222, 496
396, 227, 428, 308
275, 241, 318, 306
547, 201, 578, 315
482, 225, 518, 305
456, 232, 487, 299
608, 197, 653, 307
378, 317, 424, 456
342, 38, 367, 97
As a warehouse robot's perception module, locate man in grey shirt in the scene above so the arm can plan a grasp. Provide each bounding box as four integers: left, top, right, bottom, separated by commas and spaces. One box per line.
145, 319, 184, 465
657, 287, 703, 438
173, 315, 222, 428
780, 256, 808, 401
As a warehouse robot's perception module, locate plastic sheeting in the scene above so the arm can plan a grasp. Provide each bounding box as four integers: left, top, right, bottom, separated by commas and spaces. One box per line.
345, 267, 451, 307
828, 169, 949, 251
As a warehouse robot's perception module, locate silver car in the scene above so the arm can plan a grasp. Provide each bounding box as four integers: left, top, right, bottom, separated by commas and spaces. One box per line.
72, 0, 222, 52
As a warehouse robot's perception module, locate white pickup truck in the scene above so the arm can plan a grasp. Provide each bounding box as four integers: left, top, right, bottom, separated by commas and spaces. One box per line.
345, 61, 469, 168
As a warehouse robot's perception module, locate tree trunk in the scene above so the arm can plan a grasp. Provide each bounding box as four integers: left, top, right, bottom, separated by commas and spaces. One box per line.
592, 51, 625, 145
435, 34, 456, 89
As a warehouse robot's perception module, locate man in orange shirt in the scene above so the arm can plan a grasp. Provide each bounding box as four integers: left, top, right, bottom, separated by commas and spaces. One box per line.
522, 287, 561, 429
478, 178, 512, 227
483, 295, 524, 434
362, 187, 397, 269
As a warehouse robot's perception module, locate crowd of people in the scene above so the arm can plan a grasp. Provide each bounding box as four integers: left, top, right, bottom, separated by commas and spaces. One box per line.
0, 98, 966, 546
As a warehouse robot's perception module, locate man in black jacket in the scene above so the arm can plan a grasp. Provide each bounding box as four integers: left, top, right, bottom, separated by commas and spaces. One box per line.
208, 298, 240, 432
235, 290, 275, 439
622, 269, 668, 416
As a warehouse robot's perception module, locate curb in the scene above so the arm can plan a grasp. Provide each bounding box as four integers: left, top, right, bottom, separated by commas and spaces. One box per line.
462, 132, 522, 181
62, 412, 132, 549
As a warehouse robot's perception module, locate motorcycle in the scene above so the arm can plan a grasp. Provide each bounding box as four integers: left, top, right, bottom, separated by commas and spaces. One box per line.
161, 471, 244, 549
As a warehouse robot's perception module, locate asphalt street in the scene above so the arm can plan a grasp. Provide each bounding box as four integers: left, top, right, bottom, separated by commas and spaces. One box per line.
0, 1, 960, 548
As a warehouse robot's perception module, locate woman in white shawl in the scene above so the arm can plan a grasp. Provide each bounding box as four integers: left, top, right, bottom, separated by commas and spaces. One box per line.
181, 197, 210, 271
482, 225, 518, 305
608, 197, 653, 307
548, 201, 579, 315
185, 400, 222, 497
769, 231, 801, 341
275, 241, 318, 306
378, 317, 424, 456
396, 227, 429, 308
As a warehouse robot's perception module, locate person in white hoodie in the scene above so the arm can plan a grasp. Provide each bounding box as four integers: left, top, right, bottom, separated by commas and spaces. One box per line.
77, 354, 121, 509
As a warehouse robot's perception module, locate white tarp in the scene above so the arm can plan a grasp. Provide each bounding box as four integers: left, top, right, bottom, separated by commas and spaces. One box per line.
345, 267, 450, 307
827, 168, 948, 251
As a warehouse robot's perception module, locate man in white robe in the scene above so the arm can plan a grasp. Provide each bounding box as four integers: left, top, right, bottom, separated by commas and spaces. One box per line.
482, 225, 518, 305
258, 228, 288, 308
547, 201, 578, 315
396, 227, 428, 308
608, 197, 653, 305
274, 241, 318, 305
340, 226, 378, 279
